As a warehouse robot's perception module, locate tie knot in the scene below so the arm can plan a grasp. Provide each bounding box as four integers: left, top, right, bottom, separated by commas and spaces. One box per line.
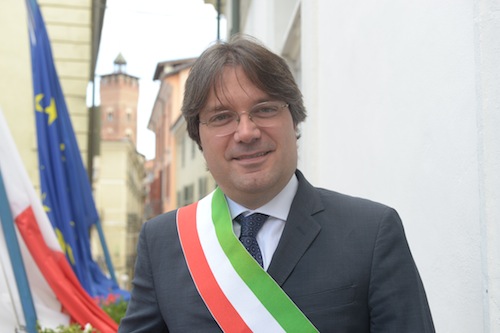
235, 213, 268, 238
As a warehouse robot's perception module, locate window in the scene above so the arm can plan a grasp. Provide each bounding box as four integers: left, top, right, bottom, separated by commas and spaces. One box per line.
181, 137, 186, 167
191, 139, 196, 159
126, 108, 132, 122
198, 177, 207, 199
183, 184, 194, 205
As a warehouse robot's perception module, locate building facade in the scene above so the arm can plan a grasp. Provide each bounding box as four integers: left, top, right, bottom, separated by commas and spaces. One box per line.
147, 58, 216, 217
92, 139, 145, 290
93, 56, 145, 289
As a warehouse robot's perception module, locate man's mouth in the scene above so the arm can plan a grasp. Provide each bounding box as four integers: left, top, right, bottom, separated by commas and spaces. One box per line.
234, 151, 270, 160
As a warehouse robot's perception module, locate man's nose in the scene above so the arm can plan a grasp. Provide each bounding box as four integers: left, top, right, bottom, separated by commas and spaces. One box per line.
234, 112, 260, 143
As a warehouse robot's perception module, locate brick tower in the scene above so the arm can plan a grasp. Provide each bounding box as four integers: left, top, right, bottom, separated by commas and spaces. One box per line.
99, 53, 139, 146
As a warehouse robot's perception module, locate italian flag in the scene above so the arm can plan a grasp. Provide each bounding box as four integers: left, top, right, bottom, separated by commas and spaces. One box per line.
0, 110, 118, 332
177, 188, 318, 332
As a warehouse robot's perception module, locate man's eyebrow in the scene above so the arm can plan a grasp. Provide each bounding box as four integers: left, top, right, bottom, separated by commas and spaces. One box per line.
204, 105, 228, 113
205, 98, 274, 113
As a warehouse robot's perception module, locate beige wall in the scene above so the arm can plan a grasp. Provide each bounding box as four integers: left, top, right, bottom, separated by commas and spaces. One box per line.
0, 0, 39, 186
163, 71, 187, 210
92, 139, 144, 289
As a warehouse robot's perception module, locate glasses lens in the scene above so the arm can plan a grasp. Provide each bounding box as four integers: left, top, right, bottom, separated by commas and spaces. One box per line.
207, 111, 238, 136
250, 102, 284, 127
207, 111, 237, 127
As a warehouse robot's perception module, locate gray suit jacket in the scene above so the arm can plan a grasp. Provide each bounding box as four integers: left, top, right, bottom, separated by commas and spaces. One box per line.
119, 171, 435, 332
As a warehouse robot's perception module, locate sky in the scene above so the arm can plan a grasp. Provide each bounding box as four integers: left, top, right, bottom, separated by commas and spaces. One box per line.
94, 0, 227, 160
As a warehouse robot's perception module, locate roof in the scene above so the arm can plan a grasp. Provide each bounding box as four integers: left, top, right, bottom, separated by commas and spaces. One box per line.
153, 57, 197, 80
114, 52, 127, 65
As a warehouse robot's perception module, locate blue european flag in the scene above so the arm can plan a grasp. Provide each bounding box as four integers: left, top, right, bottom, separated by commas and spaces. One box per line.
26, 0, 128, 299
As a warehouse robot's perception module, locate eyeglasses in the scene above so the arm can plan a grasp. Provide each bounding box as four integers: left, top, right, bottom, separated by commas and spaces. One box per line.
199, 101, 289, 137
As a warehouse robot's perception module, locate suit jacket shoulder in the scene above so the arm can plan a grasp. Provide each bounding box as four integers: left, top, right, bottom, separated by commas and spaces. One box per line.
266, 170, 434, 332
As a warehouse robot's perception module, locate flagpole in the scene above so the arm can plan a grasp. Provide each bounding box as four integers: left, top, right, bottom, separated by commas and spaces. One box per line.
0, 169, 38, 333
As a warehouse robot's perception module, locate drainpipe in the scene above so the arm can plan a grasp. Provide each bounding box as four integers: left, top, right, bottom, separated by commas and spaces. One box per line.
231, 0, 240, 36
216, 0, 221, 40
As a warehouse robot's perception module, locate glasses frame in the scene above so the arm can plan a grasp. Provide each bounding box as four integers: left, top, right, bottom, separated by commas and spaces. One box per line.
199, 101, 289, 137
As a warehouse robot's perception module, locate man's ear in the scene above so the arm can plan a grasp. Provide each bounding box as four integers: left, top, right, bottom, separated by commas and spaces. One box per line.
294, 124, 301, 140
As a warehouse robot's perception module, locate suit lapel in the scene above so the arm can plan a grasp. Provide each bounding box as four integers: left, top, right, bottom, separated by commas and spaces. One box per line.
267, 171, 323, 286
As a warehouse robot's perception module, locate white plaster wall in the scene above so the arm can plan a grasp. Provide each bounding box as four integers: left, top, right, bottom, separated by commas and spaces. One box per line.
241, 0, 275, 44
242, 0, 500, 331
299, 0, 495, 331
475, 0, 500, 330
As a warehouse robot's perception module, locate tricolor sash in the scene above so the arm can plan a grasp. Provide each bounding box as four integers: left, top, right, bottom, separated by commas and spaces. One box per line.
177, 188, 318, 332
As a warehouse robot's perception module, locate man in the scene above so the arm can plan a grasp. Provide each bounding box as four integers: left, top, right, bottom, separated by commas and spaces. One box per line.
119, 35, 435, 332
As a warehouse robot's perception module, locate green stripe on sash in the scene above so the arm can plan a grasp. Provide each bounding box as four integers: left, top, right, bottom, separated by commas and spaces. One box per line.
211, 188, 318, 332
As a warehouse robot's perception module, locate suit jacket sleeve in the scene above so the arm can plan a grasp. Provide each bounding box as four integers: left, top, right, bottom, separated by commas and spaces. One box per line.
368, 208, 435, 332
118, 221, 169, 333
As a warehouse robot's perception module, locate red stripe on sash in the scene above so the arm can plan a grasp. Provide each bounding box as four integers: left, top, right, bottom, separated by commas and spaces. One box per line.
177, 203, 252, 332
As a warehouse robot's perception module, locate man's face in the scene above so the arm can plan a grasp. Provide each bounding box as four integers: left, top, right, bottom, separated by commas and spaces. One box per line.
199, 66, 298, 209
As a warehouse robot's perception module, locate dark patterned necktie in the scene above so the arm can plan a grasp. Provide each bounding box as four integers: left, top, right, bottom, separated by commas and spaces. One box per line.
235, 213, 269, 267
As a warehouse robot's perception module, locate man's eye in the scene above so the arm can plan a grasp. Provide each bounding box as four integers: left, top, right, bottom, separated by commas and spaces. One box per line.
209, 112, 235, 125
253, 106, 279, 117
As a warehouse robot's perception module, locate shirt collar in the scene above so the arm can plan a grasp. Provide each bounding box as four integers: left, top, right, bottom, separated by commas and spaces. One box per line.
226, 173, 299, 221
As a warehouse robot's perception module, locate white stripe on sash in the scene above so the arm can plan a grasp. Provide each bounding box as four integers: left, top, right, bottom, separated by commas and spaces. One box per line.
196, 193, 285, 332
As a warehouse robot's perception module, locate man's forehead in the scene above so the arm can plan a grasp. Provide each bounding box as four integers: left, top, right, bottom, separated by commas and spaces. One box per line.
203, 73, 270, 111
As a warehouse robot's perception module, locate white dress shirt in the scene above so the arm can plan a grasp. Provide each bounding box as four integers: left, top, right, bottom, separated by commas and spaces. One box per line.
226, 174, 299, 270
